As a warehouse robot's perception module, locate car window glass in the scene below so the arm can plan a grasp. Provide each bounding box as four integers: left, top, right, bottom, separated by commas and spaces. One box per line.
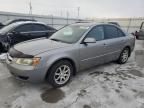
104, 25, 118, 39
47, 26, 55, 31
86, 26, 104, 41
32, 24, 47, 31
117, 28, 125, 37
50, 25, 89, 43
14, 24, 32, 32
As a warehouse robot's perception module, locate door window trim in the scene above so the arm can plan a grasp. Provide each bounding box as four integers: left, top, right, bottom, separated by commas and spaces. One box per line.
83, 25, 105, 42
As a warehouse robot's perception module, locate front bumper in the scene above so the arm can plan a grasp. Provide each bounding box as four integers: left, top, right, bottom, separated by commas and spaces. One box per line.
6, 55, 46, 82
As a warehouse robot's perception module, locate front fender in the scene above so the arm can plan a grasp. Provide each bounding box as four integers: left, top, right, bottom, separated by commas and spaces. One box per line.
38, 51, 80, 77
46, 54, 79, 71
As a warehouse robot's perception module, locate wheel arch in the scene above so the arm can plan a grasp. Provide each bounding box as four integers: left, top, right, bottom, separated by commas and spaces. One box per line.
123, 46, 131, 57
45, 57, 77, 80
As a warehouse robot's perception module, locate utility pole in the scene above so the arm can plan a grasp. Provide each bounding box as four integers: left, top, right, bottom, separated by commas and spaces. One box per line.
61, 10, 63, 17
77, 7, 80, 20
66, 11, 69, 25
51, 15, 53, 27
127, 18, 132, 32
29, 1, 33, 19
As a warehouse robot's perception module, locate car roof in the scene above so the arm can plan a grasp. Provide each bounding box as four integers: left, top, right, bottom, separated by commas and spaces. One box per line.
71, 22, 119, 28
12, 21, 47, 26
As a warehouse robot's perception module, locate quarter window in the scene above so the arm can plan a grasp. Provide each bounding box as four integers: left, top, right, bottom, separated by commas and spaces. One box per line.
86, 26, 104, 41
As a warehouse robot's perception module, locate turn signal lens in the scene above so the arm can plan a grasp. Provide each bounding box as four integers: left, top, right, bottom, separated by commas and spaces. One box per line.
32, 57, 41, 66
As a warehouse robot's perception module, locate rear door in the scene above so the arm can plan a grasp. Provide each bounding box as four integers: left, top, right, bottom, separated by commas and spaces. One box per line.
30, 24, 48, 38
102, 25, 126, 62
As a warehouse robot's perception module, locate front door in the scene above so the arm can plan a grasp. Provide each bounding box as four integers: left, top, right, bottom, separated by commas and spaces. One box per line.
79, 25, 106, 70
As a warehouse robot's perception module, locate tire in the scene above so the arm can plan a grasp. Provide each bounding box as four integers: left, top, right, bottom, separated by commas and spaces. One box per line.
0, 43, 3, 54
117, 47, 130, 64
47, 60, 73, 88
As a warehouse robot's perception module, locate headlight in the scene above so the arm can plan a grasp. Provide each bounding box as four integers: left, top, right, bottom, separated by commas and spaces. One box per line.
14, 57, 41, 66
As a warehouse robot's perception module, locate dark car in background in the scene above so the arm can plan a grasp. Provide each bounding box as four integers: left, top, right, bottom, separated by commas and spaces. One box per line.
108, 22, 120, 27
3, 19, 37, 26
135, 22, 144, 40
0, 19, 37, 29
0, 21, 57, 53
0, 22, 4, 29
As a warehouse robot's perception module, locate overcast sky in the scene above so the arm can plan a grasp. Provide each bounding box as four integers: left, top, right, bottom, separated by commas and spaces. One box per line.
0, 0, 144, 18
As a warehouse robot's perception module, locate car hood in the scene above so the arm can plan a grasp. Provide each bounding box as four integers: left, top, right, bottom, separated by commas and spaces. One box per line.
14, 38, 71, 55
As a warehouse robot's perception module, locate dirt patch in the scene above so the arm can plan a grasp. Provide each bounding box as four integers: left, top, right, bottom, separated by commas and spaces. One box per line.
89, 70, 135, 81
83, 105, 91, 108
78, 89, 87, 97
128, 69, 144, 77
135, 50, 144, 68
131, 89, 137, 93
89, 71, 116, 77
136, 92, 144, 99
115, 67, 136, 79
41, 88, 65, 103
115, 89, 120, 93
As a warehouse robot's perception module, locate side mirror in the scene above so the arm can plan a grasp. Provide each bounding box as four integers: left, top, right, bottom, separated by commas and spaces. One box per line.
83, 37, 96, 43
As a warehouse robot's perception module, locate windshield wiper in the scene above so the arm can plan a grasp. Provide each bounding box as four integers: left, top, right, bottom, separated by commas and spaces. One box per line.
50, 38, 70, 44
50, 38, 61, 42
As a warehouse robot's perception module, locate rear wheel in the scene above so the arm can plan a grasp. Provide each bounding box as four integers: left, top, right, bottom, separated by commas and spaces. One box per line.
118, 47, 130, 64
47, 60, 73, 88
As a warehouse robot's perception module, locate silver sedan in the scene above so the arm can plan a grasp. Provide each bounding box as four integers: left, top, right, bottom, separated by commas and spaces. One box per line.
6, 23, 135, 87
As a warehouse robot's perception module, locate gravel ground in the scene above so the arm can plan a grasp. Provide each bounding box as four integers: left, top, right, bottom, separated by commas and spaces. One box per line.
0, 40, 144, 108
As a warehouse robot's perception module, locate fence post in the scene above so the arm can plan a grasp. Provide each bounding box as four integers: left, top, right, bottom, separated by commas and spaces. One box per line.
51, 15, 53, 27
127, 18, 132, 32
66, 11, 69, 25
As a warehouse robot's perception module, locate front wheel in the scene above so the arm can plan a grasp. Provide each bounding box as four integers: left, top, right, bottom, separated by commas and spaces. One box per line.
0, 43, 4, 54
117, 47, 130, 64
47, 60, 73, 88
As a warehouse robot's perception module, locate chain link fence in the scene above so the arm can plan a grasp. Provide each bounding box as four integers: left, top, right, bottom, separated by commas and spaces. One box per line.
94, 18, 144, 33
0, 11, 144, 33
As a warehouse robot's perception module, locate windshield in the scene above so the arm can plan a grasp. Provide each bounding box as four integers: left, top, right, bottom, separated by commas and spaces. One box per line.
50, 25, 89, 43
3, 20, 13, 25
0, 23, 16, 34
